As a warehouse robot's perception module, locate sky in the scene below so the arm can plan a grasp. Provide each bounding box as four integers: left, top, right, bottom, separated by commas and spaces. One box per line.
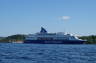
0, 0, 96, 36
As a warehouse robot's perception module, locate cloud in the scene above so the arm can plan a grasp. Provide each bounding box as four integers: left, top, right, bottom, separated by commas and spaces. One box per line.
60, 16, 71, 21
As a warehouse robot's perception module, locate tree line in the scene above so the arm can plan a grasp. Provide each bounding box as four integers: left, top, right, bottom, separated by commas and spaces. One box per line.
79, 35, 96, 44
0, 34, 25, 43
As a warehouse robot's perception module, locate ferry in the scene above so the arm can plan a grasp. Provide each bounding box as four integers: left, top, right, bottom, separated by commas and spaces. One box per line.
24, 27, 86, 44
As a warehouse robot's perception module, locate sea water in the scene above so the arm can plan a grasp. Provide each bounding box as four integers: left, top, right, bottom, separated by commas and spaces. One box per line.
0, 43, 96, 63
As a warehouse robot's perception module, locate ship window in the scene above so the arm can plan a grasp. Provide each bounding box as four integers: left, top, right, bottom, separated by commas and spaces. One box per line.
37, 37, 53, 40
55, 37, 67, 40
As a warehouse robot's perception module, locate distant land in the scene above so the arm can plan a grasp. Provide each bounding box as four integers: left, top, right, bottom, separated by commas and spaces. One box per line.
0, 34, 96, 44
0, 34, 25, 43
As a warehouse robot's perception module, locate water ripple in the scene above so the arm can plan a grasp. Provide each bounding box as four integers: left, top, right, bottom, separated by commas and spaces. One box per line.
0, 43, 96, 63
